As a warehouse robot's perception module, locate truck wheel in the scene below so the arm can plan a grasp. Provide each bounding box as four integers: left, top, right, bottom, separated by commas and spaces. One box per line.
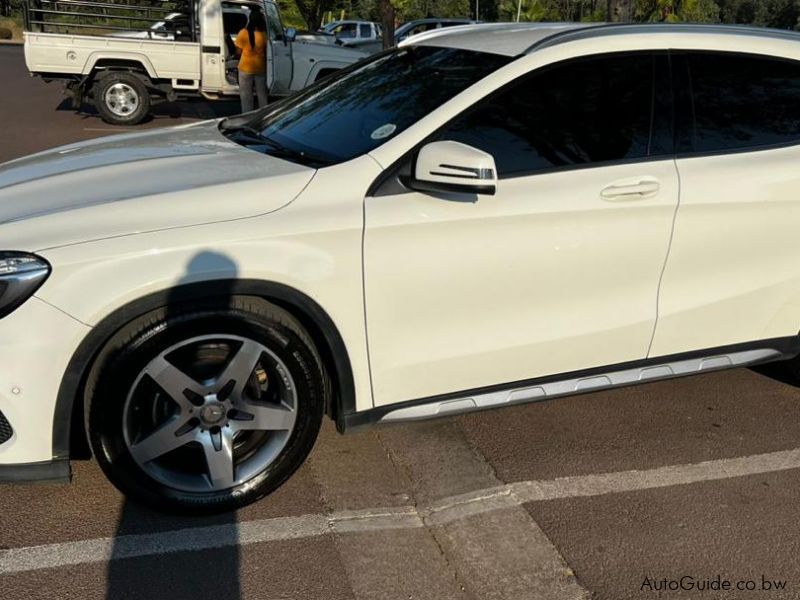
93, 72, 151, 126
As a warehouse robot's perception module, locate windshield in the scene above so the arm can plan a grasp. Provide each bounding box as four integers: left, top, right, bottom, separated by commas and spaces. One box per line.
221, 46, 512, 167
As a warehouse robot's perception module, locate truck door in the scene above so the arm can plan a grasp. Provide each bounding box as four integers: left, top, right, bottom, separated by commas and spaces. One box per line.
263, 0, 293, 94
199, 0, 227, 91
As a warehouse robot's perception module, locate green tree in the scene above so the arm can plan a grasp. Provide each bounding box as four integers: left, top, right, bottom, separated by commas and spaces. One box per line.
312, 0, 800, 29
634, 0, 719, 22
497, 0, 606, 22
294, 0, 339, 29
0, 0, 19, 18
719, 0, 800, 29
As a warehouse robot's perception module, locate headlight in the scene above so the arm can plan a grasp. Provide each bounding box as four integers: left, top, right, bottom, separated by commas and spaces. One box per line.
0, 252, 51, 319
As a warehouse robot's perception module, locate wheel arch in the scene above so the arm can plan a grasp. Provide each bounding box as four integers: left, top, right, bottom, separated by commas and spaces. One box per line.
55, 279, 356, 461
303, 62, 347, 87
84, 55, 157, 80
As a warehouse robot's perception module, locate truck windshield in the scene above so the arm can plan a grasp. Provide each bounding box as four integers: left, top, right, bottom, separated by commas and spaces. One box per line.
222, 46, 512, 167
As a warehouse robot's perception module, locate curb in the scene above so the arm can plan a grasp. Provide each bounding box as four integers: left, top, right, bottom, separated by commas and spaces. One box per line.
0, 39, 23, 45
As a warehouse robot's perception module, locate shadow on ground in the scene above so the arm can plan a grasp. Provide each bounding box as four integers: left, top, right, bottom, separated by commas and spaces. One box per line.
57, 97, 242, 125
107, 252, 242, 600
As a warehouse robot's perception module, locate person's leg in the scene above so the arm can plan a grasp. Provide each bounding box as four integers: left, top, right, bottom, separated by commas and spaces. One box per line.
254, 75, 268, 109
238, 71, 254, 113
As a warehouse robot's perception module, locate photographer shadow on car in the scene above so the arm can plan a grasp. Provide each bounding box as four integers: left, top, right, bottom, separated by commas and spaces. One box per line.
105, 251, 244, 600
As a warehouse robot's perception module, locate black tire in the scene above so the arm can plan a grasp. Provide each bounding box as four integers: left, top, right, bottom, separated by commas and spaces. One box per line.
86, 296, 326, 514
93, 71, 151, 126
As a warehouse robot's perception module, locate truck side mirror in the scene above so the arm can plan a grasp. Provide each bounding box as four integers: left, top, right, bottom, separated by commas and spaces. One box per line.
285, 27, 297, 42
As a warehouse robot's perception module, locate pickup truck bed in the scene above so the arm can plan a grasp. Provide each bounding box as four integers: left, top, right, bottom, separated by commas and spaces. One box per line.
24, 32, 201, 85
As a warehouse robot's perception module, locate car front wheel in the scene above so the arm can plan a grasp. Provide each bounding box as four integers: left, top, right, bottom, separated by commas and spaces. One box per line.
87, 297, 326, 513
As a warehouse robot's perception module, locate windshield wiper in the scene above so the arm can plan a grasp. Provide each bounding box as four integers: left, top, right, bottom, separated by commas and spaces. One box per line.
221, 123, 331, 168
221, 123, 268, 140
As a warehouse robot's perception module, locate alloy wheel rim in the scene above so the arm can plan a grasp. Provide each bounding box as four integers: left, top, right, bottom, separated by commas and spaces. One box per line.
105, 83, 139, 117
123, 334, 297, 493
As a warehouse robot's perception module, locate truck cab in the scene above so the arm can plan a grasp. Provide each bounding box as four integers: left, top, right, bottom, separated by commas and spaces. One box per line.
23, 0, 368, 124
321, 20, 383, 53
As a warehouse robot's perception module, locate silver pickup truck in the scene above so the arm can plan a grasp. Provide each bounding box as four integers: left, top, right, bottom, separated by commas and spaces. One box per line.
23, 0, 368, 124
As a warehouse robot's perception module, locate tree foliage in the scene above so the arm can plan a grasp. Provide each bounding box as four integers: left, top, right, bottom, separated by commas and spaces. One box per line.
332, 0, 800, 30
293, 0, 335, 29
0, 0, 21, 18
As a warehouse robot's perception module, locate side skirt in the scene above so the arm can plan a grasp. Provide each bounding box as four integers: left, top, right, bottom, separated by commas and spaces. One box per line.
341, 337, 800, 432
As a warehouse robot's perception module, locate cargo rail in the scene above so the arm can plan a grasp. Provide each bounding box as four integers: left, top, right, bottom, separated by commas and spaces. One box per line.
23, 0, 196, 39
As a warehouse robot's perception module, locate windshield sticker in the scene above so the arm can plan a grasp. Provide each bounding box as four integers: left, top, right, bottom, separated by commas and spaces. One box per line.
370, 123, 397, 140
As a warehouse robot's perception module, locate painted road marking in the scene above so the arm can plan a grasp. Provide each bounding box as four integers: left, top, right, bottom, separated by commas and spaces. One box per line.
4, 446, 800, 575
377, 422, 590, 600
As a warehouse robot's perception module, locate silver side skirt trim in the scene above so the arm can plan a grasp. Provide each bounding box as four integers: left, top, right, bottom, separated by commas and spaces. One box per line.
378, 348, 783, 424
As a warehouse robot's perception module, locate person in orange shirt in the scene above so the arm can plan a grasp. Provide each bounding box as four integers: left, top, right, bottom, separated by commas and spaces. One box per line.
235, 9, 269, 113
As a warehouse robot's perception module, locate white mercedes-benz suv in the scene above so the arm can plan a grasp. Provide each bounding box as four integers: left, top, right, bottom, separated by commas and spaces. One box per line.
3, 22, 800, 513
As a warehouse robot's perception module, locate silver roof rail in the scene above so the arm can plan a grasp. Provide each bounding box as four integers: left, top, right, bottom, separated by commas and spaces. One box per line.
524, 22, 800, 54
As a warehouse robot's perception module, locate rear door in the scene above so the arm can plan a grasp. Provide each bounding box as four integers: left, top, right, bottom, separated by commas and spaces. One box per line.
650, 51, 800, 357
364, 52, 680, 407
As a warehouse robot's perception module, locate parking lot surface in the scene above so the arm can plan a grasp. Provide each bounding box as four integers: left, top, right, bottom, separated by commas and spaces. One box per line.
4, 43, 800, 599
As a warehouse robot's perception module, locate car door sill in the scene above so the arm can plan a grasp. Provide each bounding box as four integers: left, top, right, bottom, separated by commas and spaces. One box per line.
341, 336, 800, 432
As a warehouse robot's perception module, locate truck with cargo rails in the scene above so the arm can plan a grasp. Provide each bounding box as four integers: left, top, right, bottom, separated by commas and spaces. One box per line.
22, 0, 368, 124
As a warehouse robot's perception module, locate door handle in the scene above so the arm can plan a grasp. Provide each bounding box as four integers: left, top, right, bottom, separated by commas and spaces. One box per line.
600, 178, 661, 202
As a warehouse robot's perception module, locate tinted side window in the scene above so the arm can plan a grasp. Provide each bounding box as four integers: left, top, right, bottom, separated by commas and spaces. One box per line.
439, 54, 670, 177
685, 53, 800, 153
359, 23, 371, 38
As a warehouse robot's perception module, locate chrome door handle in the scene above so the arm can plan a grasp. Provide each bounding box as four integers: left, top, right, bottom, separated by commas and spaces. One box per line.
600, 179, 661, 202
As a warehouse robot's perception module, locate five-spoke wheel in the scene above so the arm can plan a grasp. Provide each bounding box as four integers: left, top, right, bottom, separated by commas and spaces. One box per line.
88, 297, 326, 513
125, 335, 298, 492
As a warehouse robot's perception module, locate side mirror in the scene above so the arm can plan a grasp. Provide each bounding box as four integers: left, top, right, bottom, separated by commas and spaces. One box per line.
407, 140, 497, 196
285, 27, 297, 42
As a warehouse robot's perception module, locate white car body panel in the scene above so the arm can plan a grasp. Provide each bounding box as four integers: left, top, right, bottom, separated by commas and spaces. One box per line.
0, 154, 380, 463
365, 160, 680, 405
0, 299, 89, 464
0, 122, 378, 464
0, 121, 314, 250
651, 145, 800, 356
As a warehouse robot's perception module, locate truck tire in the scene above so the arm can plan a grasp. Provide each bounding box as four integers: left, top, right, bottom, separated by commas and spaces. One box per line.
93, 72, 151, 126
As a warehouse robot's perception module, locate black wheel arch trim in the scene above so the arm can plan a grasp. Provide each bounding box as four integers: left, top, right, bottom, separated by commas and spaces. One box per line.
0, 459, 71, 484
54, 279, 357, 460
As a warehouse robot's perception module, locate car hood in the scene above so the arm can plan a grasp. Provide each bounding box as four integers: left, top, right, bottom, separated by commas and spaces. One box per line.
0, 120, 315, 251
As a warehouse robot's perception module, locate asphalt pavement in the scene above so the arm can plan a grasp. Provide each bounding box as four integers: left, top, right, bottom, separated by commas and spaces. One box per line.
3, 43, 800, 599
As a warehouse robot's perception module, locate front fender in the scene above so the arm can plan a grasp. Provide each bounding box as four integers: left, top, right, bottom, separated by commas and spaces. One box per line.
51, 278, 358, 460
35, 154, 381, 453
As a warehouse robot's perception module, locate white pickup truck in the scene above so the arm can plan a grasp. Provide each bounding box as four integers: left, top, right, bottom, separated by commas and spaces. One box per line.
23, 0, 368, 124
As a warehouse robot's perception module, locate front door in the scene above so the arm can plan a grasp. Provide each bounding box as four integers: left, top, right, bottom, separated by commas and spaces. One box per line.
364, 52, 680, 407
